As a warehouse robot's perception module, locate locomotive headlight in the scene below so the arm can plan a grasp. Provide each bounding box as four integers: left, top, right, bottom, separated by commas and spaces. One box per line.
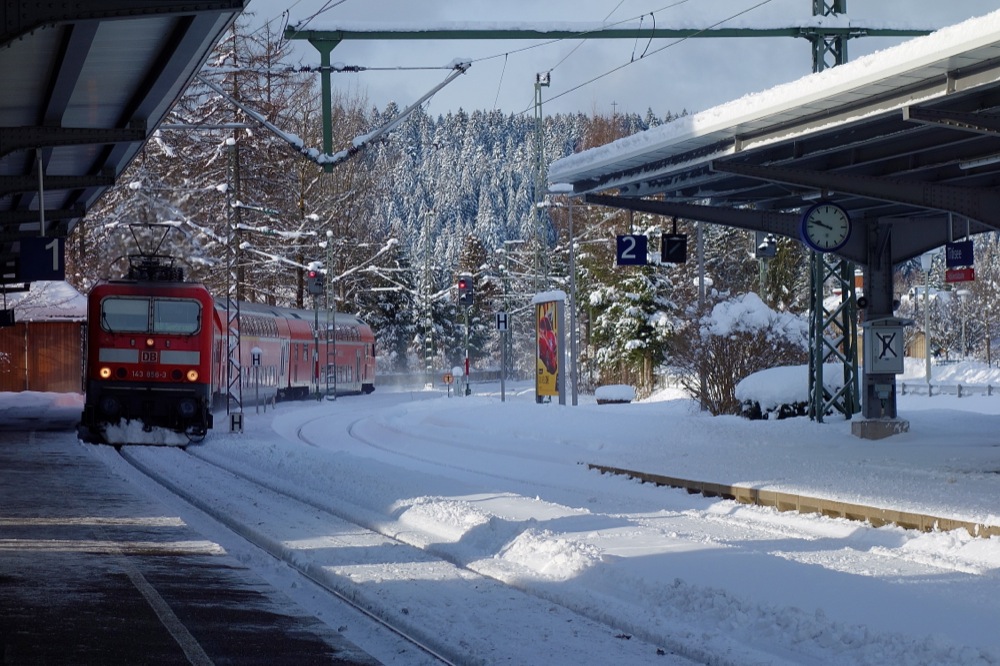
99, 367, 112, 379
186, 369, 199, 382
146, 337, 155, 347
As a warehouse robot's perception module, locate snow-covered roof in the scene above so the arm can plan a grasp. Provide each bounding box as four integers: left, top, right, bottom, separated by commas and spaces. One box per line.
4, 281, 86, 322
530, 289, 567, 304
548, 10, 1000, 195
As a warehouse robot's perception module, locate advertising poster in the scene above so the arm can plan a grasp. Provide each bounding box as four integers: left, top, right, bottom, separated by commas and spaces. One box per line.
536, 301, 559, 397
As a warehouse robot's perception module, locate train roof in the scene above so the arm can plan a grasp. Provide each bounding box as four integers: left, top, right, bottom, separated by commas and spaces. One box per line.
91, 279, 212, 297
216, 298, 369, 328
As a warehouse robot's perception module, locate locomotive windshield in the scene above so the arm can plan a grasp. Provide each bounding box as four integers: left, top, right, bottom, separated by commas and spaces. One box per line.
153, 299, 201, 334
101, 297, 201, 334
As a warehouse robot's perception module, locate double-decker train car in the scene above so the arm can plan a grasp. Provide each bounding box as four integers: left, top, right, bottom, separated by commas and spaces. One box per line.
78, 264, 375, 446
233, 299, 375, 402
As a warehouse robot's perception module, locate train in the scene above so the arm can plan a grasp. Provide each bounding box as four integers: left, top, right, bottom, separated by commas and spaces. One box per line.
77, 260, 375, 446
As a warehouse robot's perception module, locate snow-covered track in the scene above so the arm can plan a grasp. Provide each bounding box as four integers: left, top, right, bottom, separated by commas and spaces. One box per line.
118, 446, 457, 665
118, 445, 698, 665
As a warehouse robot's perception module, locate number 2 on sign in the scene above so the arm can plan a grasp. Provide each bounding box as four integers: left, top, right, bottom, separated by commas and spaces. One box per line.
616, 234, 648, 266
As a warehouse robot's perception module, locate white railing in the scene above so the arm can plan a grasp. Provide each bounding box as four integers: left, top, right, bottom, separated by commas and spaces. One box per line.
898, 382, 999, 398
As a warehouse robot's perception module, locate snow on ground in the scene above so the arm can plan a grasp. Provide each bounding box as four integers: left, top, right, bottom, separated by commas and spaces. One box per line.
6, 360, 1000, 664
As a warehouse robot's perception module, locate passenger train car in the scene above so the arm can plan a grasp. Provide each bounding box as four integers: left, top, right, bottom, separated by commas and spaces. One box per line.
78, 266, 375, 445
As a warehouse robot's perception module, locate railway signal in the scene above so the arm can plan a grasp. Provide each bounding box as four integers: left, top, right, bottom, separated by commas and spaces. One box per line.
306, 269, 325, 296
458, 273, 474, 307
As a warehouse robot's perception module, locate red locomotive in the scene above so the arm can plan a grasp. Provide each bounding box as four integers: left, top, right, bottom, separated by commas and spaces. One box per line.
78, 256, 375, 445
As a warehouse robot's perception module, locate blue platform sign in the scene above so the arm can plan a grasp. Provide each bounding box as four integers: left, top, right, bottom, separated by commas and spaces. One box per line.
946, 240, 974, 268
616, 234, 648, 266
19, 237, 65, 282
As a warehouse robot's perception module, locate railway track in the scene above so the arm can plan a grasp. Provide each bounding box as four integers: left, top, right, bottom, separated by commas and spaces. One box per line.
97, 396, 999, 666
115, 443, 697, 666
117, 445, 455, 665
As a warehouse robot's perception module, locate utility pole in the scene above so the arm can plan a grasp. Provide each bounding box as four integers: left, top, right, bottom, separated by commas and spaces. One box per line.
807, 0, 861, 422
325, 230, 338, 400
225, 136, 243, 429
810, 0, 849, 70
532, 72, 550, 293
421, 208, 435, 382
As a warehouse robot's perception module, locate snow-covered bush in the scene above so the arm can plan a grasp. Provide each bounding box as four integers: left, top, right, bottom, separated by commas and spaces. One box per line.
736, 364, 846, 420
668, 293, 809, 415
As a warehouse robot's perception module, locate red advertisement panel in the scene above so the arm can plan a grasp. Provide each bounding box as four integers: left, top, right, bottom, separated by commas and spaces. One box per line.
536, 301, 559, 397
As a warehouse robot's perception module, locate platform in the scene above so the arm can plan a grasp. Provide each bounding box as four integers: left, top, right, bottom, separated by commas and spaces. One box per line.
0, 427, 379, 665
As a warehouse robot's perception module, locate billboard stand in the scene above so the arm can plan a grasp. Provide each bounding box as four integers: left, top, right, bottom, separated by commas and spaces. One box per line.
533, 291, 566, 405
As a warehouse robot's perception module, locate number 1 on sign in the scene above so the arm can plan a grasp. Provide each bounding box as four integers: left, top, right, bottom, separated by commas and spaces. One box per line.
44, 238, 59, 271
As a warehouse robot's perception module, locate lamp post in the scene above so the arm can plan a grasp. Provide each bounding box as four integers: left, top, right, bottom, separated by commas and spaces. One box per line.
567, 198, 577, 406
920, 253, 932, 383
501, 239, 526, 386
957, 288, 972, 359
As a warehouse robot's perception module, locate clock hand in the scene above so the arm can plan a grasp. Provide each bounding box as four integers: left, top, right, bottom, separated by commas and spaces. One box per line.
812, 220, 833, 230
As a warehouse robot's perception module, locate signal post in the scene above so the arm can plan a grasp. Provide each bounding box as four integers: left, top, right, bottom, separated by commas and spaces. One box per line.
457, 273, 474, 396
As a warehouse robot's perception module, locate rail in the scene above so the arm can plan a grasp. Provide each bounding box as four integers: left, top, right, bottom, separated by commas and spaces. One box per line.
898, 381, 999, 398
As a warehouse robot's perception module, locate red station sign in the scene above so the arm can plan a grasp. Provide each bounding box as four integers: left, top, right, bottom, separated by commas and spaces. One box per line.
945, 267, 976, 283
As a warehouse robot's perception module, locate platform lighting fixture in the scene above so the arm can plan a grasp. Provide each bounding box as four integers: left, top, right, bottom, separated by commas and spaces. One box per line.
536, 72, 550, 86
958, 153, 1000, 170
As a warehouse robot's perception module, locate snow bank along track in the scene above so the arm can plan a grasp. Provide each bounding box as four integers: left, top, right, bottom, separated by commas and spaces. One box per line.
118, 446, 697, 666
588, 463, 1000, 538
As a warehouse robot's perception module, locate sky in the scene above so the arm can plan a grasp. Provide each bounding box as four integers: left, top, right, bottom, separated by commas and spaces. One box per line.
12, 354, 1000, 664
242, 0, 999, 117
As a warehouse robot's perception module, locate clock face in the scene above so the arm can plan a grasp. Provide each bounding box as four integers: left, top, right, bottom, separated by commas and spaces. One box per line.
801, 202, 851, 252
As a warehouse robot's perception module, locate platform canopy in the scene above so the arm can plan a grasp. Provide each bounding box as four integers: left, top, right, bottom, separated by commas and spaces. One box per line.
0, 1, 246, 287
548, 11, 1000, 268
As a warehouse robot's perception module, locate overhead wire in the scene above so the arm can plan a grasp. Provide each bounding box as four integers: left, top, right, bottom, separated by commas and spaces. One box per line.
286, 0, 352, 32
479, 0, 690, 112
471, 0, 693, 68
522, 0, 778, 113
222, 0, 772, 117
237, 0, 352, 58
231, 0, 694, 109
542, 0, 675, 76
493, 54, 509, 111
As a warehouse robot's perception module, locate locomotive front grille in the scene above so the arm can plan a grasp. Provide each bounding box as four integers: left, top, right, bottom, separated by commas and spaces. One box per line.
84, 381, 212, 432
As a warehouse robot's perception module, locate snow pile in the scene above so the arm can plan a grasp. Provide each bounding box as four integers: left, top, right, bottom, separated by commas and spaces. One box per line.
594, 384, 635, 402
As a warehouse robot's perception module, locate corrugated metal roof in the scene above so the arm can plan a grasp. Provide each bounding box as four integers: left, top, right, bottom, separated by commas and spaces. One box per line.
0, 2, 245, 288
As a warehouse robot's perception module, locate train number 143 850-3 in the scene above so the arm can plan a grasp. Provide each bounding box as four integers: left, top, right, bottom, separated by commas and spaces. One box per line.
130, 369, 167, 380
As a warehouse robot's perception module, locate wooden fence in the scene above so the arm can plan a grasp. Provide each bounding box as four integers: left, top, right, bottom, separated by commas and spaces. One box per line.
0, 321, 84, 392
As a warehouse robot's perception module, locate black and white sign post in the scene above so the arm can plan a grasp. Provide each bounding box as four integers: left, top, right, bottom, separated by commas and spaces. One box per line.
496, 311, 509, 402
251, 347, 262, 414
